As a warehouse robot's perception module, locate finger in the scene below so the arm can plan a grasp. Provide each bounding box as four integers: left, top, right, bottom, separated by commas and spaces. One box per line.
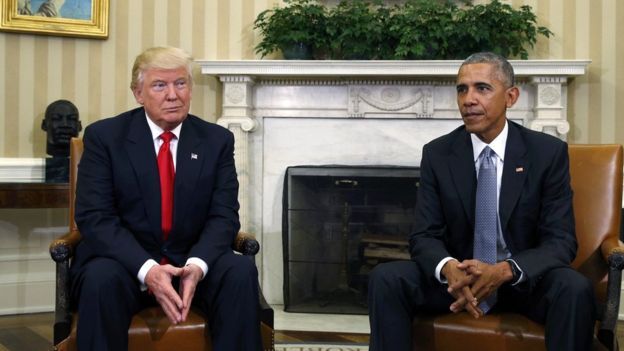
162, 264, 183, 277
180, 300, 192, 322
156, 294, 182, 324
167, 288, 184, 310
473, 285, 495, 302
461, 286, 478, 306
465, 300, 483, 318
449, 285, 477, 313
164, 303, 182, 324
448, 272, 478, 292
465, 265, 484, 276
449, 293, 466, 313
179, 280, 195, 310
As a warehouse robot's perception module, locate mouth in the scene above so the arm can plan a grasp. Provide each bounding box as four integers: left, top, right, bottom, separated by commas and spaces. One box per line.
163, 106, 182, 113
462, 111, 484, 120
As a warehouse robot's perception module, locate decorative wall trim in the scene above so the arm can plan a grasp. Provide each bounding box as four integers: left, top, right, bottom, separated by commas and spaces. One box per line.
0, 158, 45, 182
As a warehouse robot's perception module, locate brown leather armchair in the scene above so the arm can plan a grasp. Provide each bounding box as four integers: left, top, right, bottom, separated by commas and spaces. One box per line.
412, 144, 624, 351
50, 138, 274, 351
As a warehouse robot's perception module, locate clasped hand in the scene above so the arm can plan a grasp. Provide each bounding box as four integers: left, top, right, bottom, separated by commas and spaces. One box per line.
144, 263, 204, 324
442, 259, 513, 318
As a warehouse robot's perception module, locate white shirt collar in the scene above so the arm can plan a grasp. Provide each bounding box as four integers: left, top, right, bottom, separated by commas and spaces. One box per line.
145, 113, 182, 141
471, 120, 508, 162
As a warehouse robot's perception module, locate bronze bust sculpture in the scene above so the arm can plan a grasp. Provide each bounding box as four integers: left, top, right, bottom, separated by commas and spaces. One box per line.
41, 99, 82, 182
41, 99, 82, 157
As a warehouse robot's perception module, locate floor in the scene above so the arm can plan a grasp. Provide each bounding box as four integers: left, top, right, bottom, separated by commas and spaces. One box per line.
0, 311, 370, 350
1, 310, 622, 350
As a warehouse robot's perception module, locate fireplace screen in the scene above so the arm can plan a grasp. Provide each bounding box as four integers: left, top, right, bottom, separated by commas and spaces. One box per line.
283, 165, 420, 314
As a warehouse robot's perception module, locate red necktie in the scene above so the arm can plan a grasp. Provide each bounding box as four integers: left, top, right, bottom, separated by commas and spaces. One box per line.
158, 131, 175, 242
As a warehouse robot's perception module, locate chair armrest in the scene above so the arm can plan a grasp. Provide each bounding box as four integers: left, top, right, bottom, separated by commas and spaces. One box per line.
50, 230, 80, 345
598, 237, 624, 350
601, 237, 624, 270
233, 231, 260, 256
50, 229, 82, 263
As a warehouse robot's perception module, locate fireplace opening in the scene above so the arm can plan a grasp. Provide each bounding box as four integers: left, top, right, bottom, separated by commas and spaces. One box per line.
282, 165, 420, 314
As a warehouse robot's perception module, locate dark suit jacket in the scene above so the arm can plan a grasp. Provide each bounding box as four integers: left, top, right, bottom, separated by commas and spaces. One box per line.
409, 120, 577, 286
71, 107, 240, 277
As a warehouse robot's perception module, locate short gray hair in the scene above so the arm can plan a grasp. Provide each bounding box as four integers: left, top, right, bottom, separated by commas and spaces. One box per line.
460, 52, 515, 88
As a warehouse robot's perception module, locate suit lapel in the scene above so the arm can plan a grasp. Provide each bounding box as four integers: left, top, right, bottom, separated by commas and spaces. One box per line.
500, 122, 529, 232
124, 110, 162, 240
172, 118, 204, 231
449, 130, 477, 226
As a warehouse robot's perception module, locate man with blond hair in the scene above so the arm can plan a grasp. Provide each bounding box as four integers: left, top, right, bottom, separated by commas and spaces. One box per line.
71, 46, 262, 351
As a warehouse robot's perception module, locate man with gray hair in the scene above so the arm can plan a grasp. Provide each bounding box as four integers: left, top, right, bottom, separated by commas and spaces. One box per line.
70, 46, 262, 351
367, 52, 594, 350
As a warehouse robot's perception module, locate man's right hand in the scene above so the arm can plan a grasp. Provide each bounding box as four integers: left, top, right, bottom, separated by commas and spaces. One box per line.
441, 259, 483, 318
144, 264, 184, 324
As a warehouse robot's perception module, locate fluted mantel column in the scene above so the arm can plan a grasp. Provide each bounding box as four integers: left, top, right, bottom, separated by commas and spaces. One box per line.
216, 75, 257, 232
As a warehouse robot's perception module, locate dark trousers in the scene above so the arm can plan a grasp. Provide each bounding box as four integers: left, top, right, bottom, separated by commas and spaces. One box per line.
71, 252, 262, 351
368, 260, 596, 351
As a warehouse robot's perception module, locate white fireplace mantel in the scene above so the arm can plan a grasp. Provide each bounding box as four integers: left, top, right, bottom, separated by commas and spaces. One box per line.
198, 59, 590, 77
197, 59, 590, 305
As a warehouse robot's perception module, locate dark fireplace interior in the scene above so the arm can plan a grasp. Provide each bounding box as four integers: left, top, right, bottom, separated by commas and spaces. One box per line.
283, 165, 420, 314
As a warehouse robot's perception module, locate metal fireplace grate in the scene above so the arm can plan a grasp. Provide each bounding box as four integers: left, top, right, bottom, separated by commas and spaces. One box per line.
282, 165, 420, 314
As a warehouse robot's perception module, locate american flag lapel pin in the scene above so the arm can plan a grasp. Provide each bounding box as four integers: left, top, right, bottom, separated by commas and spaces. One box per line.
515, 166, 524, 172
191, 153, 198, 160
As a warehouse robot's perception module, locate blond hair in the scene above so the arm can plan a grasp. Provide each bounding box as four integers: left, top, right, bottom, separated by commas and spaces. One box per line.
130, 46, 194, 91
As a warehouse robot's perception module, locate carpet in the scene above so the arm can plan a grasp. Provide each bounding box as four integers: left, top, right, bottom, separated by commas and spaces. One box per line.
275, 343, 369, 351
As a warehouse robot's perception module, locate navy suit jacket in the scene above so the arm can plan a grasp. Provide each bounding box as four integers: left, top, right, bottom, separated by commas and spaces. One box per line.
71, 107, 240, 277
409, 120, 577, 286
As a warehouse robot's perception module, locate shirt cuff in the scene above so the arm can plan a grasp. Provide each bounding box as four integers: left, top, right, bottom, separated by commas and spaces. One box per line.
186, 257, 208, 280
137, 259, 159, 287
435, 257, 457, 284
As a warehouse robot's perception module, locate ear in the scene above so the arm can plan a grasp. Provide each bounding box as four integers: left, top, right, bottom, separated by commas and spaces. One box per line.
505, 86, 520, 108
132, 88, 144, 105
41, 119, 47, 131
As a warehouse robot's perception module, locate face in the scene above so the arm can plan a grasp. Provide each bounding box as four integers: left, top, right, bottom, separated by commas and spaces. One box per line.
42, 103, 82, 146
456, 63, 519, 143
132, 67, 192, 131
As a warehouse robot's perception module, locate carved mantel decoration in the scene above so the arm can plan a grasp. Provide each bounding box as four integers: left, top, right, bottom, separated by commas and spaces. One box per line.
197, 59, 590, 305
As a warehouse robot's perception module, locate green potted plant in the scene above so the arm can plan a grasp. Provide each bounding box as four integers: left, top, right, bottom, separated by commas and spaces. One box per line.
253, 0, 552, 60
453, 0, 553, 59
325, 0, 391, 60
253, 0, 327, 59
389, 0, 461, 60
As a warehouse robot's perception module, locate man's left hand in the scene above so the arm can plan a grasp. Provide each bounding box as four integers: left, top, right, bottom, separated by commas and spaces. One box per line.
179, 264, 203, 322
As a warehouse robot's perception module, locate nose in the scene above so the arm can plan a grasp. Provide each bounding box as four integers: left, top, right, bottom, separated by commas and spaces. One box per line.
463, 87, 477, 106
60, 116, 69, 127
165, 84, 178, 100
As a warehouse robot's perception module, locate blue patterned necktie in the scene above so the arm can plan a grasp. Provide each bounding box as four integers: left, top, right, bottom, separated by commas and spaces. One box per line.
473, 146, 498, 313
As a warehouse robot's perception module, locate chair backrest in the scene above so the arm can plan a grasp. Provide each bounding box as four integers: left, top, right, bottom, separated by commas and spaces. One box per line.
69, 137, 84, 234
569, 144, 623, 302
